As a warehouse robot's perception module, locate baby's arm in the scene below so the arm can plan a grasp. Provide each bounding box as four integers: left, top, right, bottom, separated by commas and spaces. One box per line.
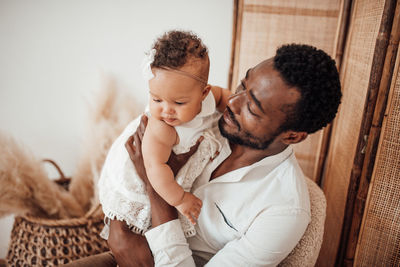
142, 117, 202, 224
211, 85, 231, 112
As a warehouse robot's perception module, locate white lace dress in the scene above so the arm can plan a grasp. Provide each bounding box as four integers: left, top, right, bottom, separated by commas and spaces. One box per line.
98, 92, 224, 238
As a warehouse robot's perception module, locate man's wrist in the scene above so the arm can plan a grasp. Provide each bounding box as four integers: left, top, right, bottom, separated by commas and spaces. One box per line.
146, 185, 165, 204
146, 185, 178, 227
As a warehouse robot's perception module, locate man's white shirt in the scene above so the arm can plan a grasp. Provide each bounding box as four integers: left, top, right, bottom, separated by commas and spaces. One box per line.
145, 125, 311, 266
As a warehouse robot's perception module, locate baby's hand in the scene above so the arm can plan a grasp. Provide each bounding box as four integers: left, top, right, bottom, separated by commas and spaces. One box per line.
176, 192, 203, 225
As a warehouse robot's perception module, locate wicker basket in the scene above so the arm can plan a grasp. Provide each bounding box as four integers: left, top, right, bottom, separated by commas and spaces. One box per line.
5, 160, 109, 266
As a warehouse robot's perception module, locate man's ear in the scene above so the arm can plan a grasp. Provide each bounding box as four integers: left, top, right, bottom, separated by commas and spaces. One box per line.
201, 84, 211, 100
281, 131, 308, 145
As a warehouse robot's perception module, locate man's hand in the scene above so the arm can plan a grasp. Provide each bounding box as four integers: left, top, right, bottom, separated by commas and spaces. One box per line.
125, 115, 150, 186
107, 219, 154, 267
167, 136, 204, 176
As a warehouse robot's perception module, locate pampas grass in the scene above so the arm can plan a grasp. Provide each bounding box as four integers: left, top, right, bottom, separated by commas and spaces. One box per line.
0, 75, 140, 219
69, 76, 140, 213
0, 133, 85, 219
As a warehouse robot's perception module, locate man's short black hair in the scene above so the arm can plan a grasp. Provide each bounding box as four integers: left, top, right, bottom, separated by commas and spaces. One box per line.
273, 44, 342, 134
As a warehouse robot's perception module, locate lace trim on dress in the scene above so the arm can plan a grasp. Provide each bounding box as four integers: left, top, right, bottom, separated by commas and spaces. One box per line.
98, 128, 224, 238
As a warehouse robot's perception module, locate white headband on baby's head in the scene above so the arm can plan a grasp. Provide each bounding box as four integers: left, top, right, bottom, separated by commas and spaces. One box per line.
141, 49, 207, 85
142, 49, 156, 81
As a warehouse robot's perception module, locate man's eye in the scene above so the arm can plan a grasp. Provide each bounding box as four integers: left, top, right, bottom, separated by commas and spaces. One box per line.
247, 103, 257, 116
153, 98, 161, 103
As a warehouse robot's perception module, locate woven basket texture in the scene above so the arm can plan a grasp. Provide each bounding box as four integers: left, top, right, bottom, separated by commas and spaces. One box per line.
354, 49, 400, 266
231, 0, 341, 180
6, 211, 108, 266
5, 160, 108, 267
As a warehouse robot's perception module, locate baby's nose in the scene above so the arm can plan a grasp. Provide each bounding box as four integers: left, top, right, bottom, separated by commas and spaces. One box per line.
163, 104, 175, 115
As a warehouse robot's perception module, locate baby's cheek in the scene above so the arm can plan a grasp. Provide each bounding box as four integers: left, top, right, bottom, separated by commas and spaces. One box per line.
149, 105, 160, 119
181, 108, 197, 122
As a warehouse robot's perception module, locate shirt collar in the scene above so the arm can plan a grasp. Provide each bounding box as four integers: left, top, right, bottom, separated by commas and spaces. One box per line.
210, 145, 294, 184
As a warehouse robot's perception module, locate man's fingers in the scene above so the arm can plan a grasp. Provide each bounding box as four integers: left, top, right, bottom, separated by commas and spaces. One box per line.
126, 135, 134, 147
124, 130, 142, 160
192, 136, 204, 150
133, 132, 142, 154
124, 115, 148, 161
183, 136, 204, 158
196, 135, 204, 144
140, 114, 148, 126
125, 135, 135, 158
137, 115, 148, 140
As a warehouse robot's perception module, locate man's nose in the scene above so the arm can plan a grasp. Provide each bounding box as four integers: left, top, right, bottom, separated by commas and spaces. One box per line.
227, 91, 245, 115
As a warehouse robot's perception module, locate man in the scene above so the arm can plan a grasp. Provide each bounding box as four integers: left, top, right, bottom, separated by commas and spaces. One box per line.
67, 44, 341, 266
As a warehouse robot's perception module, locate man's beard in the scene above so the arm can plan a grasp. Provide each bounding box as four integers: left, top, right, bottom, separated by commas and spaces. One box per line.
218, 117, 278, 150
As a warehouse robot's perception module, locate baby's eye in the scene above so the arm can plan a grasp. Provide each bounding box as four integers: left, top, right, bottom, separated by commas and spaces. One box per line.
152, 98, 161, 103
175, 101, 186, 105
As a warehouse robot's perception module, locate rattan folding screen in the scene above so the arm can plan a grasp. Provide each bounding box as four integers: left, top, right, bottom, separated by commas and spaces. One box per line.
354, 45, 400, 267
318, 0, 388, 264
230, 0, 400, 265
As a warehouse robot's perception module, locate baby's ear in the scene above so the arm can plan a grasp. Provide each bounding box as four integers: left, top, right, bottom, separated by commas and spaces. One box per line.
202, 84, 211, 100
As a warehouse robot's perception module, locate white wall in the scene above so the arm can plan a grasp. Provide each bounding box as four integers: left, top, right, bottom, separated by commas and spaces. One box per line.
0, 0, 233, 258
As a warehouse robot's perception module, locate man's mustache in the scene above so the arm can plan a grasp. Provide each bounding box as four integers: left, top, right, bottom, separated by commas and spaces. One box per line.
227, 107, 241, 131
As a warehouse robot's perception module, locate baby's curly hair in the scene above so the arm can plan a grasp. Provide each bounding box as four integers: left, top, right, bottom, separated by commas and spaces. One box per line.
151, 30, 209, 80
274, 44, 342, 134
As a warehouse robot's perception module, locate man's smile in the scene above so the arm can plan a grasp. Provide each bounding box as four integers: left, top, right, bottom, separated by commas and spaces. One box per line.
223, 107, 241, 130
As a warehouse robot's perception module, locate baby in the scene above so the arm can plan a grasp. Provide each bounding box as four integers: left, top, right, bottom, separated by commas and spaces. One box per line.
99, 30, 230, 237
142, 31, 230, 224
